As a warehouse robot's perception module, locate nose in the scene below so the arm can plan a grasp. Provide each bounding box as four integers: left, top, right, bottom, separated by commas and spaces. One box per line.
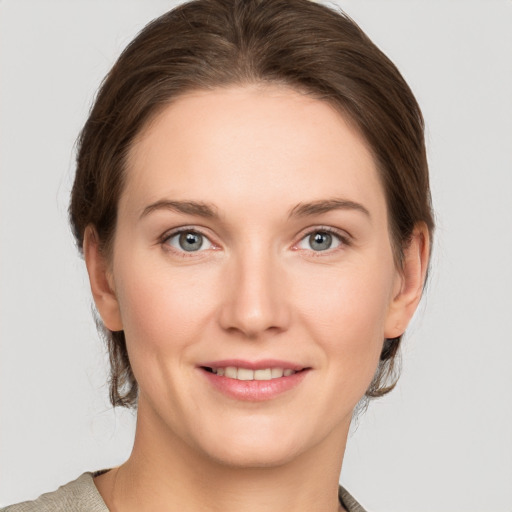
218, 247, 291, 339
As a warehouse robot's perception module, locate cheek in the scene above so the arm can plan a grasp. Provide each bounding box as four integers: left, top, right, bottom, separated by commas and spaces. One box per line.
112, 255, 222, 414
299, 261, 394, 330
294, 257, 396, 378
113, 252, 217, 356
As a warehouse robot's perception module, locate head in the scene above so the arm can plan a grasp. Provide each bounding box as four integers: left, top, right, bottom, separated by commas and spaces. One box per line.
70, 0, 433, 420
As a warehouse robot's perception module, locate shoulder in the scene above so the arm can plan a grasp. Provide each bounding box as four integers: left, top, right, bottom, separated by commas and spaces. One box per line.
3, 475, 364, 512
1, 472, 109, 512
339, 485, 368, 512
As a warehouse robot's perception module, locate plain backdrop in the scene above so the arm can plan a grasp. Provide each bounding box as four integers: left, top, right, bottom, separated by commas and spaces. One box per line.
1, 1, 511, 511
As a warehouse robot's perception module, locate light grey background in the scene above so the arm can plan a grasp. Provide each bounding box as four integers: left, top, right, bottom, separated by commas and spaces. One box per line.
1, 1, 511, 511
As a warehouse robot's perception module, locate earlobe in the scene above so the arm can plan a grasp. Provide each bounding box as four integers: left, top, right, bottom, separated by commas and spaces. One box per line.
384, 223, 430, 339
83, 226, 123, 332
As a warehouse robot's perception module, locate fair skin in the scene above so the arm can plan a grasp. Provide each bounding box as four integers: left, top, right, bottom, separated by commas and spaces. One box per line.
85, 85, 429, 512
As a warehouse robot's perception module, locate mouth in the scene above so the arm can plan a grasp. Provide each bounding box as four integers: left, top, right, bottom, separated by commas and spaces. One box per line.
201, 366, 303, 381
198, 360, 310, 401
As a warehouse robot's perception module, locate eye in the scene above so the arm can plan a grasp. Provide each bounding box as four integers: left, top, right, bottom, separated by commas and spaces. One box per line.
297, 229, 344, 252
165, 229, 214, 252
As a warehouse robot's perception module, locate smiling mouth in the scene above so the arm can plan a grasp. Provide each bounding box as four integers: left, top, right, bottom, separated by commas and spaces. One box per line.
201, 366, 305, 381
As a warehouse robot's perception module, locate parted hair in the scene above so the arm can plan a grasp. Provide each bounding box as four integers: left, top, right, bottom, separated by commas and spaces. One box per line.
70, 0, 434, 408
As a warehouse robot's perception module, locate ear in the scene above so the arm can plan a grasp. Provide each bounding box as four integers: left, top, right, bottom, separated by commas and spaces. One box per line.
384, 223, 430, 339
83, 225, 123, 332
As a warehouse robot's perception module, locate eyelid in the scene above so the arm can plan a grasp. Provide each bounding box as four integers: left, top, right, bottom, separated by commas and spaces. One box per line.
293, 225, 352, 252
158, 224, 351, 255
159, 226, 219, 255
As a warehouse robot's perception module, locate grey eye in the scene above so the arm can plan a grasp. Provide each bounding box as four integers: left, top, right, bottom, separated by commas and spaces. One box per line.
166, 230, 213, 252
179, 232, 203, 251
308, 231, 333, 251
297, 230, 342, 252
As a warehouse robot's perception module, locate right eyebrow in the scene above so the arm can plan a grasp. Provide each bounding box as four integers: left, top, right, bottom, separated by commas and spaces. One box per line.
288, 198, 371, 220
139, 200, 219, 220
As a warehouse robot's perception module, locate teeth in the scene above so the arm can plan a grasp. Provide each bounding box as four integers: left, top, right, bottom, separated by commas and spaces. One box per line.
225, 366, 237, 379
254, 369, 272, 380
237, 368, 254, 380
209, 366, 297, 381
271, 368, 284, 378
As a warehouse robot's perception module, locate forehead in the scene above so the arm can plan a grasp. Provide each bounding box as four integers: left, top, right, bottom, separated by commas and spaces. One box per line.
122, 85, 386, 220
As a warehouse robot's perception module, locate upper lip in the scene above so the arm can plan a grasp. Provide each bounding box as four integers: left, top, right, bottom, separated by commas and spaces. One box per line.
198, 359, 308, 371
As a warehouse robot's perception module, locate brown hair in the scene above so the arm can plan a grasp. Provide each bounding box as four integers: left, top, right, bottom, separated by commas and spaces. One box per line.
70, 0, 434, 408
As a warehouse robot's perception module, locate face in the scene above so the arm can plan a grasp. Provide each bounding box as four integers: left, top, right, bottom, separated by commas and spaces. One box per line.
93, 86, 410, 468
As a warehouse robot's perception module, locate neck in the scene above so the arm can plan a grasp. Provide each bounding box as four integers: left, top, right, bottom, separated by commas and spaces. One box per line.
98, 398, 350, 512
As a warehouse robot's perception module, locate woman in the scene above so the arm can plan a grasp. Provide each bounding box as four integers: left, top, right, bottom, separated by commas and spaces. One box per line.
3, 0, 433, 510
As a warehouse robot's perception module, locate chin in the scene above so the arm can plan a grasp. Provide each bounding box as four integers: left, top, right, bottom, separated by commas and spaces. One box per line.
206, 441, 302, 469
193, 420, 317, 469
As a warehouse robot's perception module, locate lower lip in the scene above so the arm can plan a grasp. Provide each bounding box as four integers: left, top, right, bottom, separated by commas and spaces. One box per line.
200, 368, 309, 401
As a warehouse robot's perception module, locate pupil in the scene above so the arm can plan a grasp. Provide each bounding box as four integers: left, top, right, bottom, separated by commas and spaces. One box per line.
179, 232, 203, 251
310, 232, 332, 251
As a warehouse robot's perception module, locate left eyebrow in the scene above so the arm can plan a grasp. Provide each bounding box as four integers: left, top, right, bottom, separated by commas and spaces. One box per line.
139, 200, 219, 220
288, 198, 371, 220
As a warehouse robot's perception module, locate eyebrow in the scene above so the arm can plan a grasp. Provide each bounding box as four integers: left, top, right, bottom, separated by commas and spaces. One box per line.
140, 197, 370, 221
288, 198, 371, 219
140, 200, 218, 219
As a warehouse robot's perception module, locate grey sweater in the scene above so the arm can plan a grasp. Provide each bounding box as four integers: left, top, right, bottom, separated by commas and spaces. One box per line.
1, 472, 367, 512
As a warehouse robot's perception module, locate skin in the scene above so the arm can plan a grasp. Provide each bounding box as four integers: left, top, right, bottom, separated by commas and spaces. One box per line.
85, 85, 429, 512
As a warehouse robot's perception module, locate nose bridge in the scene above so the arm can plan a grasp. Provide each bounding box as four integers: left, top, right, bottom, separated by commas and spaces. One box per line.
219, 240, 289, 337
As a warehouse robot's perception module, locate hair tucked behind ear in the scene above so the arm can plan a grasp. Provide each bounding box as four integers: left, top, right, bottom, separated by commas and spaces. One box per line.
106, 330, 137, 407
367, 337, 401, 398
70, 0, 433, 408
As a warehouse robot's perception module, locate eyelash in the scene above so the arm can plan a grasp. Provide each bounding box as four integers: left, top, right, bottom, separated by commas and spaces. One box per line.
160, 227, 217, 258
294, 226, 352, 255
159, 225, 351, 257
